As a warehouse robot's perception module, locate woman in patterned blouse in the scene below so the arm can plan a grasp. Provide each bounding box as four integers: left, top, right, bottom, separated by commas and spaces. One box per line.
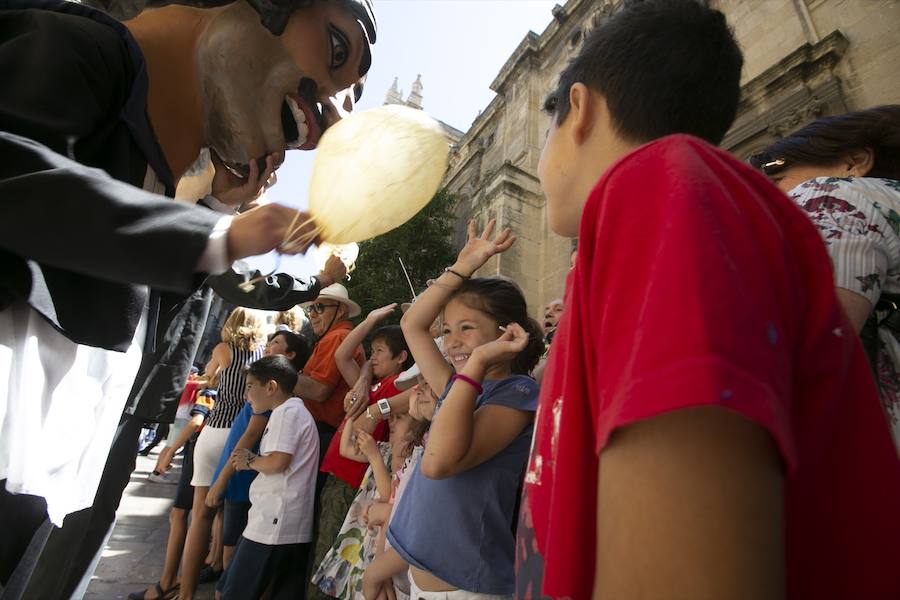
750, 105, 900, 451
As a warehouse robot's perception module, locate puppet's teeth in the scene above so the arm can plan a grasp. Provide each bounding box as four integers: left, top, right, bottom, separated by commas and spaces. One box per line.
285, 96, 309, 146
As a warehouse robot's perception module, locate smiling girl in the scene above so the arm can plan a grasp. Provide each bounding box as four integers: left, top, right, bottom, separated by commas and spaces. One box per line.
381, 220, 543, 599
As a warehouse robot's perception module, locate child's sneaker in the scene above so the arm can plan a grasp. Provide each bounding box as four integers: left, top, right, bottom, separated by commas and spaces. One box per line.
148, 471, 178, 485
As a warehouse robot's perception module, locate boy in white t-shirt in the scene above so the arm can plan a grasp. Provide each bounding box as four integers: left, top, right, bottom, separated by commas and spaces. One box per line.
216, 355, 320, 600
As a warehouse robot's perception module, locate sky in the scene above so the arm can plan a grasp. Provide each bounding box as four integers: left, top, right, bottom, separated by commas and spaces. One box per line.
245, 0, 560, 277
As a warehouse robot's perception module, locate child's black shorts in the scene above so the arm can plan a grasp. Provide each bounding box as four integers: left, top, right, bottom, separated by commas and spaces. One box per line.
221, 500, 251, 547
172, 439, 195, 510
217, 536, 310, 600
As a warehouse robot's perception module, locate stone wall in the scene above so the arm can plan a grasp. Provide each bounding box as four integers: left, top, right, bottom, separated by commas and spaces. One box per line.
444, 0, 900, 320
444, 0, 600, 320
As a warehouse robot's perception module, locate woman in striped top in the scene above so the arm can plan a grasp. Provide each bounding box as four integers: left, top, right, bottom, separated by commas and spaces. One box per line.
180, 307, 264, 598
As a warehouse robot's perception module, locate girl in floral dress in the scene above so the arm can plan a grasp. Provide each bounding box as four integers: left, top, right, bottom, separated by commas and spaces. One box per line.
363, 374, 439, 600
311, 408, 413, 599
750, 105, 900, 451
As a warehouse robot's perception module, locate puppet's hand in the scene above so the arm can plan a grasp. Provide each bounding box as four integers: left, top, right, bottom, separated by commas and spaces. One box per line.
227, 203, 319, 261
210, 152, 276, 210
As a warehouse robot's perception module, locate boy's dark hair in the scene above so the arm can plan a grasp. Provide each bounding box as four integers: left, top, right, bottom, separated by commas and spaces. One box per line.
749, 105, 900, 180
270, 330, 312, 371
245, 355, 299, 394
447, 278, 544, 376
545, 0, 743, 145
371, 325, 414, 370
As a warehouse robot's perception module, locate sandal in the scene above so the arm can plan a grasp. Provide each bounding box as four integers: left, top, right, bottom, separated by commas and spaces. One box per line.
127, 581, 179, 600
197, 564, 223, 584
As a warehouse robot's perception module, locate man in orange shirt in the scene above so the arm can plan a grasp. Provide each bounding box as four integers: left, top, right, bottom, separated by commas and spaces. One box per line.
295, 283, 364, 464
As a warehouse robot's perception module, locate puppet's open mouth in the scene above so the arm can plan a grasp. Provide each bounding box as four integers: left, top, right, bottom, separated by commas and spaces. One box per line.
281, 88, 323, 152
216, 82, 325, 180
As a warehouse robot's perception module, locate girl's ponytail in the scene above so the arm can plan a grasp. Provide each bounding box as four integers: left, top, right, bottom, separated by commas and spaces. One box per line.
513, 316, 545, 376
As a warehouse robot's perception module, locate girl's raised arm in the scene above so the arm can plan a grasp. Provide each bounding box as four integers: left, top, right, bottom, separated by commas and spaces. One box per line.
401, 219, 516, 394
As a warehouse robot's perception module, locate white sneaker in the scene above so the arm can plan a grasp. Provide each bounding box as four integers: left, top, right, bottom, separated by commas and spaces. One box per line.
148, 471, 178, 484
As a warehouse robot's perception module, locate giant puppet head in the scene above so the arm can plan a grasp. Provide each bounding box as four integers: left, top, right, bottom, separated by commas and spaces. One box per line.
192, 0, 376, 177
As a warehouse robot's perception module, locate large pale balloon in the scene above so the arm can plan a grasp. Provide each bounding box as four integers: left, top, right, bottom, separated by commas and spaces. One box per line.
307, 104, 449, 244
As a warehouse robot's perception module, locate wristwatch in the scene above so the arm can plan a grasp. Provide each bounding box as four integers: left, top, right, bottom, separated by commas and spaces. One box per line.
376, 398, 392, 417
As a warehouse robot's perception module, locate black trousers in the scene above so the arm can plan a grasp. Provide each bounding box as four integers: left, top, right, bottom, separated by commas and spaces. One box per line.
218, 538, 311, 600
0, 414, 143, 600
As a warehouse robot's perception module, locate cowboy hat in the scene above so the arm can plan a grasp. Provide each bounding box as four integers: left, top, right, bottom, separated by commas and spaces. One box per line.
305, 283, 361, 318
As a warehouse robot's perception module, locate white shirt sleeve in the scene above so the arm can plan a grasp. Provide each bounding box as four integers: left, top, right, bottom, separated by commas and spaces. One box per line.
194, 214, 233, 275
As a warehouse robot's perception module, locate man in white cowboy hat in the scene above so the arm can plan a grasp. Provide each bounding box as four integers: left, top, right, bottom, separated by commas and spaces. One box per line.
295, 283, 363, 458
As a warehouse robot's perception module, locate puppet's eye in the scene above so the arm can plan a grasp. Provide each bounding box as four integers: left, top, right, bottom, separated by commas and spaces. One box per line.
329, 26, 349, 70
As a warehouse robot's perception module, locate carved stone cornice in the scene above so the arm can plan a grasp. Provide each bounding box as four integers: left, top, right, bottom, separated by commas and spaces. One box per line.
722, 30, 849, 151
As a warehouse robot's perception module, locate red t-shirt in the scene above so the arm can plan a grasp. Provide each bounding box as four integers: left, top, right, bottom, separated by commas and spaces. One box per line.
516, 135, 900, 600
320, 374, 398, 488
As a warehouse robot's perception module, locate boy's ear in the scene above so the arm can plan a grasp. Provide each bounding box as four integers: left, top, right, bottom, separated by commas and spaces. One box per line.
397, 350, 409, 366
568, 82, 597, 145
266, 379, 279, 394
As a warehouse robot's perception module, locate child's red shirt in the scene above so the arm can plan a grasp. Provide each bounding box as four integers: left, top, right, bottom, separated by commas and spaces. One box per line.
320, 374, 399, 488
516, 135, 900, 600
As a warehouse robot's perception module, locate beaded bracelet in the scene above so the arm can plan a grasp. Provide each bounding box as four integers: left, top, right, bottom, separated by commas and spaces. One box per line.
450, 373, 483, 395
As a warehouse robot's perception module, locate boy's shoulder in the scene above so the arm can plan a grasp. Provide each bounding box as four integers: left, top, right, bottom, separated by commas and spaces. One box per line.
608, 134, 746, 184
584, 133, 777, 226
274, 397, 314, 423
285, 396, 312, 412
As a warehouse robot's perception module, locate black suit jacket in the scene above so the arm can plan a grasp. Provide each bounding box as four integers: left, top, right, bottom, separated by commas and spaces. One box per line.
0, 2, 220, 351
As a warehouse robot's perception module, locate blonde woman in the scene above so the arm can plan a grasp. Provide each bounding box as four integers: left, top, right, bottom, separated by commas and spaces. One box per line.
274, 306, 305, 333
178, 307, 264, 599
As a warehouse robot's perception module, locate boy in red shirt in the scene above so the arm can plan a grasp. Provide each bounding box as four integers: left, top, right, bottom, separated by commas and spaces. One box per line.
516, 1, 900, 599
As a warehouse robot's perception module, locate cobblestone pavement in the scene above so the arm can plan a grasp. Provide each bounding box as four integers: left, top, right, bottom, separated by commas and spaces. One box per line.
84, 450, 215, 600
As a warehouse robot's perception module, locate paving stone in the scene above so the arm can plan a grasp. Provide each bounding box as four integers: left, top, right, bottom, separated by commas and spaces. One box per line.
85, 452, 215, 600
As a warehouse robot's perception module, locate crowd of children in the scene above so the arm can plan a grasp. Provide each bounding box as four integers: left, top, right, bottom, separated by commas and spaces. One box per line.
126, 1, 900, 599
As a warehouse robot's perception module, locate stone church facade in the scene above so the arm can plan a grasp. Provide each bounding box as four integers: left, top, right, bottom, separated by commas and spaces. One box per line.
442, 0, 900, 320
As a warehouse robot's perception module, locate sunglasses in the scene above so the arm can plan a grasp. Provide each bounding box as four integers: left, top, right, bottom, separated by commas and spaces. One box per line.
305, 302, 340, 315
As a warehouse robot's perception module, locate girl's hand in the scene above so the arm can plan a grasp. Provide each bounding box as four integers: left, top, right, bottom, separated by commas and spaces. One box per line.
206, 482, 224, 508
364, 501, 391, 530
356, 430, 379, 461
453, 218, 517, 275
154, 446, 175, 474
469, 322, 530, 371
367, 303, 398, 323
